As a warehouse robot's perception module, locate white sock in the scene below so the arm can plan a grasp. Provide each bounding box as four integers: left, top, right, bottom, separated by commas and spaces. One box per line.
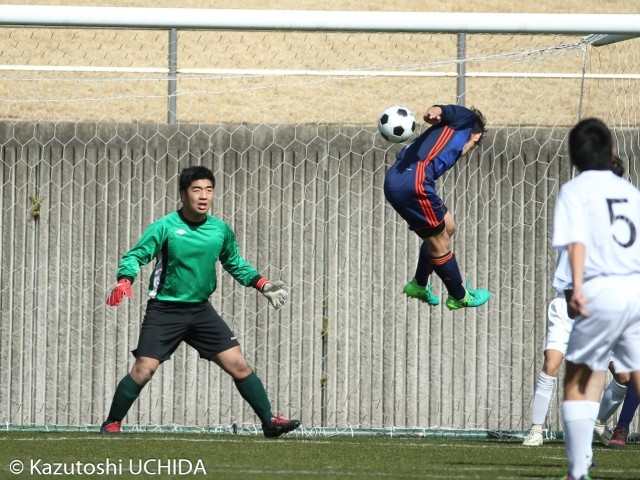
597, 380, 627, 423
562, 400, 599, 479
531, 372, 556, 425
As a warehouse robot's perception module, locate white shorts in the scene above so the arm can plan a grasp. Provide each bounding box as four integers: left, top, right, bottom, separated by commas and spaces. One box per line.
565, 274, 640, 372
545, 296, 574, 355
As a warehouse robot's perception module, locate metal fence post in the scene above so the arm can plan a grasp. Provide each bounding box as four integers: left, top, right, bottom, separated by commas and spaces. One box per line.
457, 33, 466, 106
168, 28, 177, 124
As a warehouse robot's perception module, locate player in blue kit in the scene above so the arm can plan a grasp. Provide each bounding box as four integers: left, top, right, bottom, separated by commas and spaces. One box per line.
608, 381, 639, 449
384, 104, 491, 309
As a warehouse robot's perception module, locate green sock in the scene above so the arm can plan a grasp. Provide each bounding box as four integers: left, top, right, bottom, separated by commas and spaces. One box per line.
106, 374, 144, 423
234, 372, 273, 424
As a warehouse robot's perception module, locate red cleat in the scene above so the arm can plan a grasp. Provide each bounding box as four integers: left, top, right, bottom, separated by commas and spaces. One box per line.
100, 420, 122, 435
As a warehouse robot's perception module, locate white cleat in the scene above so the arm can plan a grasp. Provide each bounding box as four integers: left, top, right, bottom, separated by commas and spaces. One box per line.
522, 428, 544, 446
594, 421, 611, 446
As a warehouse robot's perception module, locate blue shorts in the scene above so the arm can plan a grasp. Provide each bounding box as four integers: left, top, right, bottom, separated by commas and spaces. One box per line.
384, 168, 447, 237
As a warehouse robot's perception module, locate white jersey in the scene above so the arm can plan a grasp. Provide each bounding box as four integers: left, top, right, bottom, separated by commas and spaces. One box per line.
554, 170, 640, 372
551, 248, 572, 293
553, 170, 640, 280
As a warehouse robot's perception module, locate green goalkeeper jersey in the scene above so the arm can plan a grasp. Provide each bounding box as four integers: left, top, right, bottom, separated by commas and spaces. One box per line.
116, 210, 262, 303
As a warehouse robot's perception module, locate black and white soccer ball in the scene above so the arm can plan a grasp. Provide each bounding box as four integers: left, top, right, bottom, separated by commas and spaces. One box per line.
377, 105, 416, 143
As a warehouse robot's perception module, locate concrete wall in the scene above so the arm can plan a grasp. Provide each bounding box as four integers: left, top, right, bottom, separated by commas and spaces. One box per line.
0, 120, 635, 431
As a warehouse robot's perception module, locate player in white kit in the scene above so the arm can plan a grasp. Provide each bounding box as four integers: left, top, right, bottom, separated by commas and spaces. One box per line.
523, 156, 630, 447
553, 118, 640, 480
521, 250, 573, 446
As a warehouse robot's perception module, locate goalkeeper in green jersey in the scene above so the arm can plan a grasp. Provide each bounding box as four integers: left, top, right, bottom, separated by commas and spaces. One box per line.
100, 165, 300, 438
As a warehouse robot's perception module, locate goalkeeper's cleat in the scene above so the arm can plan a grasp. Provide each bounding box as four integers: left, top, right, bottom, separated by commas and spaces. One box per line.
522, 427, 544, 446
403, 278, 439, 305
445, 285, 491, 310
563, 475, 592, 480
100, 420, 122, 435
262, 415, 301, 438
593, 420, 611, 446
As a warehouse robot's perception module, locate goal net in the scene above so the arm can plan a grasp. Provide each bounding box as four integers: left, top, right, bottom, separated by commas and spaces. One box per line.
1, 13, 639, 435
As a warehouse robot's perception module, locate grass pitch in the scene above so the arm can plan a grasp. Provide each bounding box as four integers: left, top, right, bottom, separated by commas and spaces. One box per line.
0, 431, 638, 479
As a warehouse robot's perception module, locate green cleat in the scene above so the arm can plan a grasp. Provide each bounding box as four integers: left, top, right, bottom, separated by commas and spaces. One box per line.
403, 278, 439, 305
445, 284, 491, 310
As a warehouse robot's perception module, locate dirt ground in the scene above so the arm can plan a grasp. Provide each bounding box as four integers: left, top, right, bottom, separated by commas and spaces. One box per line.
1, 1, 638, 125
5, 1, 638, 13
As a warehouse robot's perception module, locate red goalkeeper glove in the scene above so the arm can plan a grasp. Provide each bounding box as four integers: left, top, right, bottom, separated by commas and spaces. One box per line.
107, 278, 132, 306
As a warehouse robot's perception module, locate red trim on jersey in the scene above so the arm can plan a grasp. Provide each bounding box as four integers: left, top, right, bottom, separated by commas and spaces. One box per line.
415, 126, 454, 226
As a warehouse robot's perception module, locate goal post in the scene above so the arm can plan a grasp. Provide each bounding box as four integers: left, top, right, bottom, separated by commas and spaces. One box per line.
1, 6, 639, 33
1, 8, 640, 435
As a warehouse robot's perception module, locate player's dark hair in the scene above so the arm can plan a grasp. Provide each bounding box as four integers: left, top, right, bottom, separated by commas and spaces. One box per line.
611, 155, 625, 177
179, 166, 215, 191
568, 118, 613, 172
471, 106, 487, 145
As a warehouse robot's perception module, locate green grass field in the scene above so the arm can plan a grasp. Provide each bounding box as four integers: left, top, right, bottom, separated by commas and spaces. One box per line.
0, 431, 638, 479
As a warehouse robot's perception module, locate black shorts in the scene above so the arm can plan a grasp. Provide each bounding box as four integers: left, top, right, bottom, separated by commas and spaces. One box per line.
132, 300, 240, 363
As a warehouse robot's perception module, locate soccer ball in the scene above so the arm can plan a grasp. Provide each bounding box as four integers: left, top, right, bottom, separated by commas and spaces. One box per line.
378, 105, 416, 143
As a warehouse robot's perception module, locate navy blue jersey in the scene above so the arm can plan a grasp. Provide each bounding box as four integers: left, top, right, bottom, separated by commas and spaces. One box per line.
384, 105, 479, 231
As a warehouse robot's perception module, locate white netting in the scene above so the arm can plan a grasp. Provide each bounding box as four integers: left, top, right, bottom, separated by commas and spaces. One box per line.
1, 20, 639, 434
